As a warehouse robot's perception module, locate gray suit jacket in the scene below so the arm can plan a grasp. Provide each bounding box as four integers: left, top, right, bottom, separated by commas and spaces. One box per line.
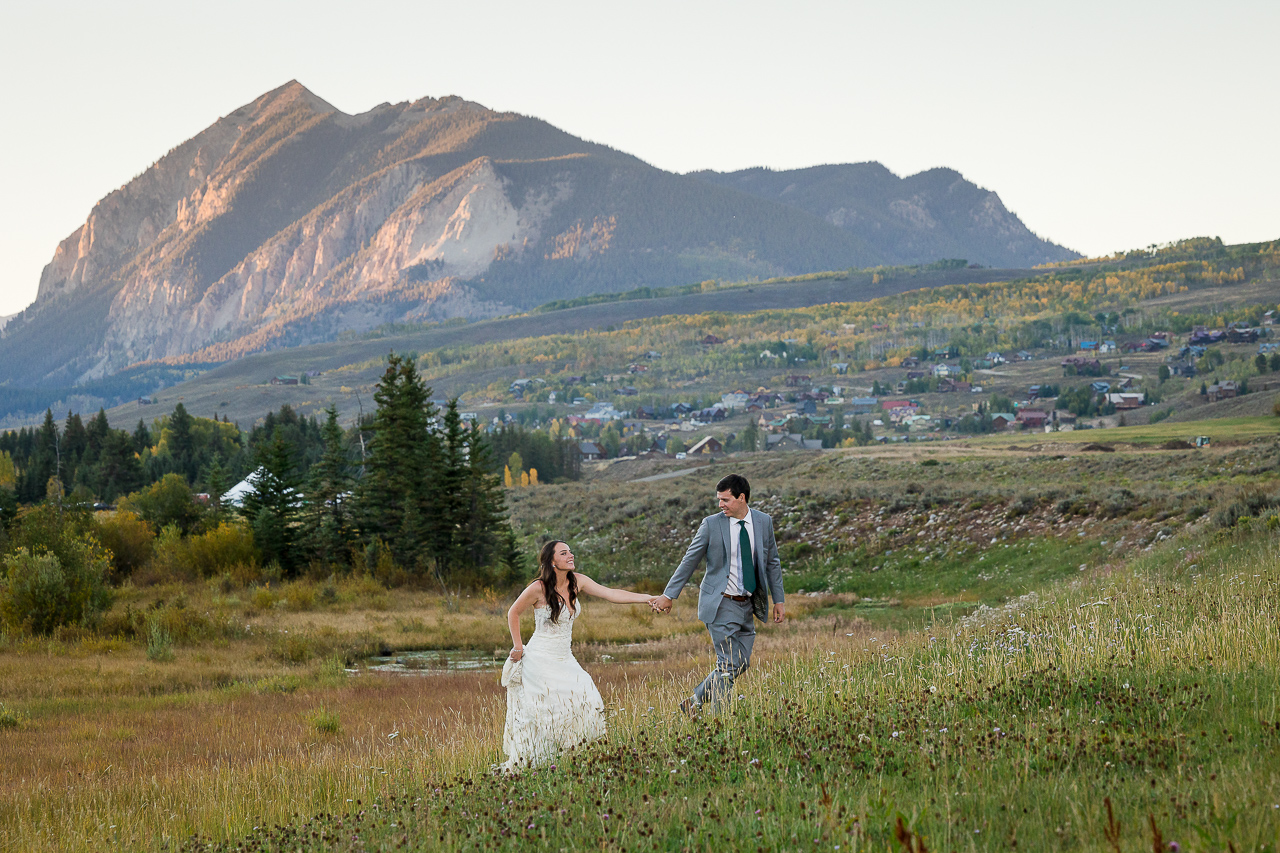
663, 508, 784, 624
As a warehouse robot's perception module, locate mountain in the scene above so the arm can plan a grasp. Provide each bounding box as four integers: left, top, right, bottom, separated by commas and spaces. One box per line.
0, 81, 1078, 390
690, 164, 1076, 270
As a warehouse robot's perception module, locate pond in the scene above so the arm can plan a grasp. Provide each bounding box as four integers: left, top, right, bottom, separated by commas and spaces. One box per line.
363, 649, 505, 675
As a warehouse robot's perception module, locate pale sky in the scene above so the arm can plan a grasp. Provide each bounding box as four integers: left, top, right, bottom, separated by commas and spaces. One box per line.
1, 0, 1276, 317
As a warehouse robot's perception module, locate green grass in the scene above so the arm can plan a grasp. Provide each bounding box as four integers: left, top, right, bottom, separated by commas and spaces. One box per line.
175, 525, 1280, 852
992, 416, 1279, 447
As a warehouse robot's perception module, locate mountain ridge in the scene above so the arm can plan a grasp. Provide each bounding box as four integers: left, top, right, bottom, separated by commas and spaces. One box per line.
3, 81, 1078, 389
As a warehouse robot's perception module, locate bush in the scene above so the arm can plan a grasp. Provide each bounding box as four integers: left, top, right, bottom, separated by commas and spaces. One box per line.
94, 510, 155, 580
186, 521, 259, 578
146, 617, 175, 662
0, 545, 111, 635
118, 474, 206, 535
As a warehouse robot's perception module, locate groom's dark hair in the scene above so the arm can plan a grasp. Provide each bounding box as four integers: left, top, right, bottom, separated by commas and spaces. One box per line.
716, 473, 750, 503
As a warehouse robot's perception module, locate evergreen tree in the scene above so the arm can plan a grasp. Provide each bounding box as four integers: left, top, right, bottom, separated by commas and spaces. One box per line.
168, 403, 196, 482
353, 353, 441, 572
302, 406, 352, 567
241, 428, 302, 576
457, 420, 508, 577
96, 429, 144, 502
431, 400, 468, 579
62, 412, 87, 487
133, 419, 152, 455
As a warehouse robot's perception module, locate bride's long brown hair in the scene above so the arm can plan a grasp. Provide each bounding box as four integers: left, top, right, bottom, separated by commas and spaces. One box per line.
537, 540, 577, 623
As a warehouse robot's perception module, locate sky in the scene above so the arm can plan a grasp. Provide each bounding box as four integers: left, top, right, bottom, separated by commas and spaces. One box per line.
1, 0, 1276, 317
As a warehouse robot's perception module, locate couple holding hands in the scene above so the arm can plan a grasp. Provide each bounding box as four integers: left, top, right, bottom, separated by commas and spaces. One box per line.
501, 474, 785, 771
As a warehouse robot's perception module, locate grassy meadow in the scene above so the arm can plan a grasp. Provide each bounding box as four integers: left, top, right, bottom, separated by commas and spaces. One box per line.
2, 430, 1280, 850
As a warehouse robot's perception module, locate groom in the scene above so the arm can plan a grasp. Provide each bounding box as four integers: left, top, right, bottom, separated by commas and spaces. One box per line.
652, 473, 784, 715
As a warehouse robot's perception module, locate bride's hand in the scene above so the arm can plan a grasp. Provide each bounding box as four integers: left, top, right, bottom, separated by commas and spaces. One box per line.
510, 648, 523, 662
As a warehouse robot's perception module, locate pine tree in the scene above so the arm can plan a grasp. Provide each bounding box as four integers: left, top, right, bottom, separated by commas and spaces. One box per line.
168, 403, 196, 482
457, 420, 509, 579
353, 353, 440, 573
429, 400, 468, 584
302, 406, 352, 568
242, 427, 302, 576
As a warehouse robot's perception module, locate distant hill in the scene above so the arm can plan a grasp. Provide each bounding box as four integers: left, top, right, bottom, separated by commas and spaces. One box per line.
0, 81, 1077, 391
691, 164, 1077, 270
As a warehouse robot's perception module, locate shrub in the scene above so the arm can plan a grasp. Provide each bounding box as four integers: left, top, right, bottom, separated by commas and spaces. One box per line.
307, 705, 341, 736
118, 474, 206, 535
186, 521, 259, 578
0, 704, 20, 730
0, 544, 111, 635
94, 510, 155, 580
146, 618, 175, 662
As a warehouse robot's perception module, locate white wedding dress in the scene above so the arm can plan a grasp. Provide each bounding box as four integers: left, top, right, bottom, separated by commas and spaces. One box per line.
501, 601, 606, 771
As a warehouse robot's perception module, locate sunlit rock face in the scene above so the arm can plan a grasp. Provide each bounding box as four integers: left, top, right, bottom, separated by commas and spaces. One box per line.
9, 81, 1076, 385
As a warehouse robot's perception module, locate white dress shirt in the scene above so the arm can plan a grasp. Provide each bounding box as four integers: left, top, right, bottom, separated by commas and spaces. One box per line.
724, 511, 756, 596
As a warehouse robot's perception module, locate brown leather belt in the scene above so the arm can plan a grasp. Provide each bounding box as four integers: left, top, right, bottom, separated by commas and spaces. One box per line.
723, 593, 751, 602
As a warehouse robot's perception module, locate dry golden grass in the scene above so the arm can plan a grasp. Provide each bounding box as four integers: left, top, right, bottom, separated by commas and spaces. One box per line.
0, 605, 873, 852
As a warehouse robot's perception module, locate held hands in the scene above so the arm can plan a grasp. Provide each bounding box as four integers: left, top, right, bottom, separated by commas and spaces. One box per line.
649, 594, 673, 614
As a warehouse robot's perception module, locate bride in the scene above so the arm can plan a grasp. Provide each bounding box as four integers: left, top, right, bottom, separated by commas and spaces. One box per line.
501, 540, 657, 771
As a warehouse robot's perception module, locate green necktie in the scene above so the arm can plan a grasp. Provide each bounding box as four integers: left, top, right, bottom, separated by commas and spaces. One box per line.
739, 520, 756, 594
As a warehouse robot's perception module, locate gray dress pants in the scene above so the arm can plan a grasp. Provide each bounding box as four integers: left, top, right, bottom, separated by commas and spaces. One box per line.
693, 596, 756, 711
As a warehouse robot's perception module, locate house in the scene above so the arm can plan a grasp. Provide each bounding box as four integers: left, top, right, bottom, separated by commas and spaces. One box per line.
785, 374, 812, 387
990, 413, 1016, 430
694, 406, 728, 422
645, 350, 662, 360
758, 349, 780, 360
614, 386, 638, 396
851, 397, 879, 414
1079, 341, 1099, 352
1028, 385, 1042, 400
832, 362, 849, 375
767, 433, 824, 451
1016, 410, 1050, 429
794, 400, 818, 416
984, 352, 1006, 365
1169, 361, 1197, 378
1090, 381, 1112, 394
577, 441, 603, 461
1206, 381, 1239, 402
905, 370, 927, 380
900, 356, 921, 368
1098, 341, 1117, 353
671, 402, 693, 415
270, 375, 299, 386
582, 402, 621, 421
937, 378, 971, 393
932, 363, 957, 378
1016, 351, 1034, 361
687, 436, 725, 456
634, 405, 657, 420
137, 396, 154, 406
1054, 411, 1077, 430
635, 449, 672, 461
1106, 392, 1146, 410
879, 399, 915, 412
1062, 357, 1109, 377
1227, 327, 1259, 344
721, 392, 749, 408
701, 334, 723, 345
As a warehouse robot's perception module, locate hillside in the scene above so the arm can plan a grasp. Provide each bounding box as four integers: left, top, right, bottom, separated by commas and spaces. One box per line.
0, 81, 1075, 391
692, 163, 1077, 268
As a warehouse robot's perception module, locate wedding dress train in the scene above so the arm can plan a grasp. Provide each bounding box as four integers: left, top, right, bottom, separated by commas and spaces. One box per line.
501, 601, 606, 771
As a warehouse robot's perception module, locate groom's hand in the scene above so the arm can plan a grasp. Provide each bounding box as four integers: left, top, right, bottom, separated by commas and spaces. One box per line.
652, 594, 673, 613
772, 603, 786, 623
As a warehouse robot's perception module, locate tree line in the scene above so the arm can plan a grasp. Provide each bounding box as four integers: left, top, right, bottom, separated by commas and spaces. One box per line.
0, 354, 522, 622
